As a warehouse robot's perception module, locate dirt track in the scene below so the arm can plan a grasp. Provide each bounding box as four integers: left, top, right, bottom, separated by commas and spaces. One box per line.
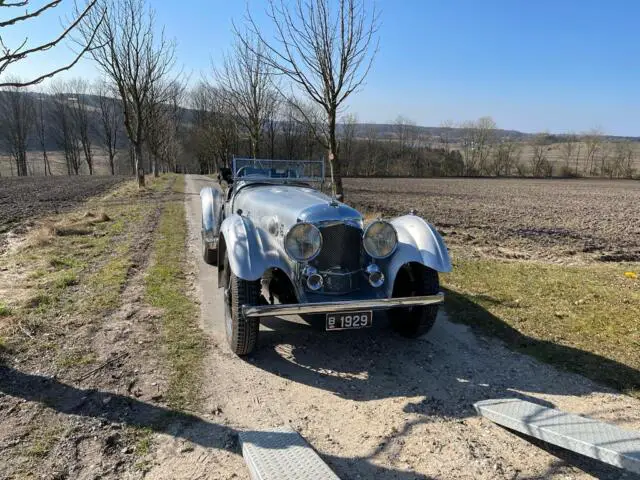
174, 175, 640, 479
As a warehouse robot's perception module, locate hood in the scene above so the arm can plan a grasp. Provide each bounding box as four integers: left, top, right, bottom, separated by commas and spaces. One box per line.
234, 183, 362, 226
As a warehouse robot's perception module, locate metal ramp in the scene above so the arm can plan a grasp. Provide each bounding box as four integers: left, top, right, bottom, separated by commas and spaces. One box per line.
475, 398, 640, 474
238, 426, 340, 480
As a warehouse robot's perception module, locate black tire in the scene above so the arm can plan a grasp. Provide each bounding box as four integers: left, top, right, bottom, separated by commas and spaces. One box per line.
202, 238, 218, 266
223, 254, 261, 355
389, 265, 440, 338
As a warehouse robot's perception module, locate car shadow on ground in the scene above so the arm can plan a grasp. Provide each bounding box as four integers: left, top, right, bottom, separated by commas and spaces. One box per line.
0, 365, 435, 479
443, 289, 640, 395
251, 294, 640, 479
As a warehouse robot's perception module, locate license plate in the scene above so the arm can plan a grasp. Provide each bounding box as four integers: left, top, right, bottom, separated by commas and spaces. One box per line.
326, 311, 372, 331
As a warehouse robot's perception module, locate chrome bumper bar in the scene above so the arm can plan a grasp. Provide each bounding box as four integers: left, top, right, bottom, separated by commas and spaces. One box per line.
242, 293, 444, 318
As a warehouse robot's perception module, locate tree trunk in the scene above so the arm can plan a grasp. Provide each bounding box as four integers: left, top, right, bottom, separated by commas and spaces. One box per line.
153, 156, 159, 177
43, 151, 51, 176
134, 142, 145, 187
17, 152, 28, 176
327, 113, 343, 199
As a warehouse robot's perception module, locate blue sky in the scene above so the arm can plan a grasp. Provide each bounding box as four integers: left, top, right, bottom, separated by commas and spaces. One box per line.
3, 0, 640, 135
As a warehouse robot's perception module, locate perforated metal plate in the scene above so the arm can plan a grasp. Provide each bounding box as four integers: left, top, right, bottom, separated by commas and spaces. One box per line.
475, 398, 640, 474
239, 427, 340, 480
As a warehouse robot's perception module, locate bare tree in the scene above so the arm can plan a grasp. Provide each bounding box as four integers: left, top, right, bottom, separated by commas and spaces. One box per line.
279, 98, 305, 160
0, 82, 35, 176
216, 33, 277, 159
264, 95, 281, 159
438, 119, 454, 154
491, 140, 520, 176
583, 128, 603, 176
35, 92, 52, 175
598, 140, 612, 178
147, 80, 185, 176
67, 78, 94, 174
0, 1, 103, 88
79, 0, 176, 186
189, 82, 239, 173
619, 141, 635, 179
460, 117, 496, 175
560, 133, 578, 175
530, 133, 552, 177
49, 82, 81, 175
243, 0, 379, 198
392, 115, 419, 175
95, 81, 120, 175
190, 83, 217, 174
340, 113, 357, 176
363, 123, 381, 176
473, 116, 496, 175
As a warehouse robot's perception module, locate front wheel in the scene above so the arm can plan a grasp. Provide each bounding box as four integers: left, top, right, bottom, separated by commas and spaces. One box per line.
223, 254, 261, 355
389, 264, 440, 338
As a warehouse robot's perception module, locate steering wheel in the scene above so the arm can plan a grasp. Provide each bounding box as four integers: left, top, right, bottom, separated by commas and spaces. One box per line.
235, 166, 251, 178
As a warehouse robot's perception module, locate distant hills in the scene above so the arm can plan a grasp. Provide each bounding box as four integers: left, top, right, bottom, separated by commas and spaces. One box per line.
7, 92, 639, 152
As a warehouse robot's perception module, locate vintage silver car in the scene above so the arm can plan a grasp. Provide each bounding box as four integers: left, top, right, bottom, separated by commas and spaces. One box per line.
200, 158, 452, 355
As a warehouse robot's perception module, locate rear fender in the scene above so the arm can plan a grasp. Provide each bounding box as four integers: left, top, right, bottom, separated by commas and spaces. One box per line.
200, 186, 223, 246
383, 215, 452, 296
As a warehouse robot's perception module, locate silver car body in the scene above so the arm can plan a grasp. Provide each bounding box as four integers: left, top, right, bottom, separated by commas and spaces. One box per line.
201, 158, 451, 314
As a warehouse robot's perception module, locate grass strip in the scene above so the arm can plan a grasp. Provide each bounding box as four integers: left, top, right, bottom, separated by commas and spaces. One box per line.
443, 259, 640, 397
145, 176, 206, 410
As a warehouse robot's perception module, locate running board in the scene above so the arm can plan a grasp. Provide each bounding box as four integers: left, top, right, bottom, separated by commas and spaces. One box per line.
238, 426, 340, 480
475, 398, 640, 474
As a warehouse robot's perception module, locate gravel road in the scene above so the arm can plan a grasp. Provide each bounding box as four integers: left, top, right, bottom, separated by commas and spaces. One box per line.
180, 174, 640, 479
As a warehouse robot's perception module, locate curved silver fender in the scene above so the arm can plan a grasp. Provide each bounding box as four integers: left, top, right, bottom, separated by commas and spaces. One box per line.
200, 186, 223, 246
218, 213, 295, 284
383, 215, 452, 296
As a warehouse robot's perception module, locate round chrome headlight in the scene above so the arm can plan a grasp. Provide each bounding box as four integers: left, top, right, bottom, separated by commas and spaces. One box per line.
284, 222, 322, 261
363, 220, 398, 259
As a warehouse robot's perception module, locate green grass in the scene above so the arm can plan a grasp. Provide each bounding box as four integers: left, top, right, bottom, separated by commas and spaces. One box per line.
145, 175, 206, 410
49, 256, 83, 270
26, 425, 63, 458
55, 350, 97, 368
0, 302, 12, 317
52, 271, 79, 289
443, 259, 640, 397
133, 427, 153, 456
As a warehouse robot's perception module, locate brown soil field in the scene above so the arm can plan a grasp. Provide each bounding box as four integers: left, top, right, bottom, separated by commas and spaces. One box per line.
345, 177, 640, 263
0, 175, 126, 252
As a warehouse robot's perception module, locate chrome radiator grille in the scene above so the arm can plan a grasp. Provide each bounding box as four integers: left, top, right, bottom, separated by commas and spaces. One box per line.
312, 223, 362, 272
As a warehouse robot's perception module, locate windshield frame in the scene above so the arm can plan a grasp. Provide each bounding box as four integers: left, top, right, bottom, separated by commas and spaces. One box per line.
232, 157, 325, 182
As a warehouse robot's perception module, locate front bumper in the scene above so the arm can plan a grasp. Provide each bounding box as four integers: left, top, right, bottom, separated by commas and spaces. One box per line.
242, 293, 444, 318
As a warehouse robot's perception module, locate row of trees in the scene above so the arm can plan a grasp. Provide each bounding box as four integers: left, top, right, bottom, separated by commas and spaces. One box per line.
454, 120, 635, 179
0, 77, 183, 177
185, 99, 637, 180
0, 0, 184, 181
1, 79, 637, 180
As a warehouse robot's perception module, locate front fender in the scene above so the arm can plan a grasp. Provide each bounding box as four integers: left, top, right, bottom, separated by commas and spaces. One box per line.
219, 214, 294, 283
200, 186, 223, 244
383, 215, 452, 296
